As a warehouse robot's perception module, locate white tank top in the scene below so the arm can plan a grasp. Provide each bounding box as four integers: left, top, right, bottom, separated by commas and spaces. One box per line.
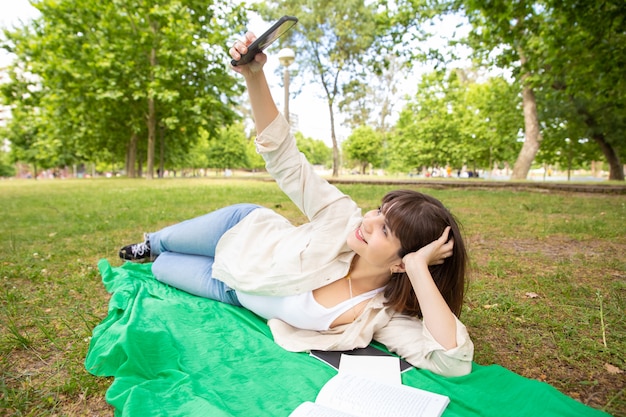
236, 288, 385, 331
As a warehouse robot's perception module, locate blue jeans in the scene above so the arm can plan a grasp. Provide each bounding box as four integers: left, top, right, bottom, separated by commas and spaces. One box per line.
149, 203, 260, 305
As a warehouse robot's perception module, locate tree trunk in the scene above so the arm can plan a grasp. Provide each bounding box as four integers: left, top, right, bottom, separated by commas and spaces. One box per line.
146, 47, 157, 180
126, 133, 138, 178
591, 133, 624, 181
328, 100, 340, 177
575, 104, 625, 181
511, 52, 542, 180
159, 124, 165, 178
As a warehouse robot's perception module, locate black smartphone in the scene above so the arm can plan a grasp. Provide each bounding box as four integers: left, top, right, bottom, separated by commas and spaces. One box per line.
231, 15, 298, 67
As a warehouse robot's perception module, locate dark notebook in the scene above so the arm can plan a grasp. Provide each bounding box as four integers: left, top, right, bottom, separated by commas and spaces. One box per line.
310, 345, 413, 373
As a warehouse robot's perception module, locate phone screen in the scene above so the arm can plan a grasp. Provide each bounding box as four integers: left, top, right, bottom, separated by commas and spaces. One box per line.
231, 16, 298, 66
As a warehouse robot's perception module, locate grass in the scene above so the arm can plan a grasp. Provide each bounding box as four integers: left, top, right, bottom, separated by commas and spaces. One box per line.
0, 177, 624, 416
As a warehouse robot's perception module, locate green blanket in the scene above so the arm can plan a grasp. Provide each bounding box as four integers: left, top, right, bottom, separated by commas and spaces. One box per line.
85, 260, 611, 417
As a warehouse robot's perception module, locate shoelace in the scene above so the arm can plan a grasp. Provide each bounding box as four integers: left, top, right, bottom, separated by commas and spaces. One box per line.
131, 242, 150, 257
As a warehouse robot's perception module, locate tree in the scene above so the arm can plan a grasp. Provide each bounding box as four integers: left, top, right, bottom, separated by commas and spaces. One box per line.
460, 73, 524, 172
206, 122, 249, 172
343, 126, 383, 174
245, 138, 266, 172
256, 0, 386, 177
1, 0, 248, 179
339, 55, 405, 133
389, 69, 523, 175
448, 0, 544, 180
295, 132, 332, 167
441, 0, 625, 180
0, 59, 51, 177
538, 0, 626, 180
390, 71, 462, 174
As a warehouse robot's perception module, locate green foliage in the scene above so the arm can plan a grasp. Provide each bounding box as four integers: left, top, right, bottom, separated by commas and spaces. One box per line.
0, 148, 15, 177
205, 122, 249, 171
1, 0, 249, 177
245, 137, 265, 172
535, 0, 626, 178
342, 125, 384, 173
255, 0, 396, 175
1, 0, 623, 181
295, 132, 332, 167
536, 120, 602, 172
388, 69, 523, 173
447, 0, 625, 179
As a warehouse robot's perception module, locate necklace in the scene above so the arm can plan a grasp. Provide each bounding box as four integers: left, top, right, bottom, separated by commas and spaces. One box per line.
346, 273, 358, 321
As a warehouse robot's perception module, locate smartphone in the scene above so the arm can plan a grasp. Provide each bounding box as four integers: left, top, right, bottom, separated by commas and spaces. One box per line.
231, 15, 298, 66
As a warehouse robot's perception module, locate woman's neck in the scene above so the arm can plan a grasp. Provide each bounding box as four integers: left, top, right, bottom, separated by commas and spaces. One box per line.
348, 255, 391, 292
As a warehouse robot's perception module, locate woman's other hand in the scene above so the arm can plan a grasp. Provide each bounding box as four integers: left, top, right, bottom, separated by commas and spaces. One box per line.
403, 226, 454, 269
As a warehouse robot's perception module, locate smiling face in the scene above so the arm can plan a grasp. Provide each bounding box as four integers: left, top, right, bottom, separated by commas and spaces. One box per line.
346, 206, 404, 272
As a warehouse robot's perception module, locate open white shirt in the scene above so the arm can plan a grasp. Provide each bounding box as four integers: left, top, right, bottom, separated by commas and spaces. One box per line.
210, 114, 474, 377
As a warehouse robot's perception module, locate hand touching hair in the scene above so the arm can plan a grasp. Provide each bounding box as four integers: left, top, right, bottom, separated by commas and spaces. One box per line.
380, 190, 468, 318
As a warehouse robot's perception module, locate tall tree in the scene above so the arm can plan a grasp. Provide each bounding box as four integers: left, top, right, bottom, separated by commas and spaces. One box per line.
390, 70, 465, 174
389, 69, 523, 175
342, 125, 384, 174
256, 0, 387, 176
459, 72, 524, 172
538, 0, 625, 180
1, 0, 248, 179
453, 0, 544, 180
443, 0, 625, 180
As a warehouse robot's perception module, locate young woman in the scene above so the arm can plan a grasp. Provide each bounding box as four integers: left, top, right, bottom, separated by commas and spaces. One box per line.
119, 32, 474, 377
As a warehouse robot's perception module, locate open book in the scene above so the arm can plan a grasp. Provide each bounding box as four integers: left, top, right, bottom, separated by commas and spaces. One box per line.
288, 373, 450, 417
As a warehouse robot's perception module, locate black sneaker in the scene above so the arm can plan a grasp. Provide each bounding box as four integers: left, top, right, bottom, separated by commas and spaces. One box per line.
119, 234, 153, 262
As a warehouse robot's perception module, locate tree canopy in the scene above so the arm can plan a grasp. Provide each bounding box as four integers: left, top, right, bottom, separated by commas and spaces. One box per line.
1, 0, 248, 178
1, 0, 623, 181
448, 0, 625, 179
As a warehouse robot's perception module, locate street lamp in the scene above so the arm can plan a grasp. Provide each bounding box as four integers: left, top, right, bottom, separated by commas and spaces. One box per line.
278, 47, 295, 125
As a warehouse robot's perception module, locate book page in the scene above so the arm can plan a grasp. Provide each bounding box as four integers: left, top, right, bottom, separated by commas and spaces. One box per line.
288, 401, 356, 417
315, 374, 449, 417
338, 354, 401, 386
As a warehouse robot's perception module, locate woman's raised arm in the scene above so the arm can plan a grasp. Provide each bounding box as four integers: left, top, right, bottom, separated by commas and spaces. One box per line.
229, 32, 279, 134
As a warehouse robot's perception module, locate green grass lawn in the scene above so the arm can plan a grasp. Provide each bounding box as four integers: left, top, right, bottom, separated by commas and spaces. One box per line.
1, 177, 624, 416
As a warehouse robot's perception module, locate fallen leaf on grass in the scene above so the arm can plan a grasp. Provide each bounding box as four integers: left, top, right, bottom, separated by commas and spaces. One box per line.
483, 303, 499, 309
605, 363, 623, 374
524, 292, 540, 299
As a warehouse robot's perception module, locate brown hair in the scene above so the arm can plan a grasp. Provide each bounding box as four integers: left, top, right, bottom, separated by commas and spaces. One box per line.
381, 190, 468, 318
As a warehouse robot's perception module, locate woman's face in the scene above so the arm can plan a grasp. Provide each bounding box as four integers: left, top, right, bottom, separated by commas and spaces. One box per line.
346, 207, 404, 271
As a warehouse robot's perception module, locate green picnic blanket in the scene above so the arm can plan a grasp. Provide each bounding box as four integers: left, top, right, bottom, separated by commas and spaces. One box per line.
85, 260, 611, 417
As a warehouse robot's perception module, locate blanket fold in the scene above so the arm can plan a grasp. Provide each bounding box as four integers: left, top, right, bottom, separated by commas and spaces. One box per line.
85, 260, 610, 417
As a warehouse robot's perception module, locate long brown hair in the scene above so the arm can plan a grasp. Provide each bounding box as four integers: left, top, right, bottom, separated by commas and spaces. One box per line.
381, 190, 468, 318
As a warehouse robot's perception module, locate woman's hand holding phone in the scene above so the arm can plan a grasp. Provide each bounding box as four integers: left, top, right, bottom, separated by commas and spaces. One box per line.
229, 16, 298, 131
229, 32, 267, 76
229, 15, 297, 75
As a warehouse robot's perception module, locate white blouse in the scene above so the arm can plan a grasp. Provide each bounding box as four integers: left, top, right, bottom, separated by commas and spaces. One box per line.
237, 288, 385, 331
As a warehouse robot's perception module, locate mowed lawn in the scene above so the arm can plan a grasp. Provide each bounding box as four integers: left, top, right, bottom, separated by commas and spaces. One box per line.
0, 177, 624, 416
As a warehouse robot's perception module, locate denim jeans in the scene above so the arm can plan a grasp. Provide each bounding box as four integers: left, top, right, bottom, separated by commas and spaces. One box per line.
149, 203, 260, 305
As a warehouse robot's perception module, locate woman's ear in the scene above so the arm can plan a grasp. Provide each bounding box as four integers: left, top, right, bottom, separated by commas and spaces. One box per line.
390, 263, 406, 274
